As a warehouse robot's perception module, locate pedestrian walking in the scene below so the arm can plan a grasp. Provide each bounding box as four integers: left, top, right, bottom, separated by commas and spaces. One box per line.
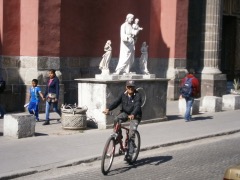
28, 79, 44, 121
180, 68, 200, 122
42, 69, 61, 125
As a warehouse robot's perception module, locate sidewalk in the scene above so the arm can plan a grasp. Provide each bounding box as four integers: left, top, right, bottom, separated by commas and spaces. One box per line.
0, 101, 240, 179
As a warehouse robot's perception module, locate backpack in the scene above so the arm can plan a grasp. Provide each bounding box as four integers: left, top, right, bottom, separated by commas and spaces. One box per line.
180, 77, 193, 98
0, 80, 6, 93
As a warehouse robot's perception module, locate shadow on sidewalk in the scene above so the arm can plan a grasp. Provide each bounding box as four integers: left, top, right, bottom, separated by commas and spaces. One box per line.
167, 115, 182, 121
107, 155, 172, 176
34, 132, 48, 136
167, 115, 214, 122
192, 116, 213, 121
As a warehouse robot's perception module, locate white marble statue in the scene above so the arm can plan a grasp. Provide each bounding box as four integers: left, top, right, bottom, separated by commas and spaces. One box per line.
99, 40, 112, 73
115, 14, 142, 75
132, 18, 143, 43
139, 42, 150, 75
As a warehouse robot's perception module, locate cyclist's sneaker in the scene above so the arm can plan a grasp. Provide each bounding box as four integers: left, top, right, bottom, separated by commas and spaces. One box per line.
124, 154, 132, 161
132, 141, 137, 148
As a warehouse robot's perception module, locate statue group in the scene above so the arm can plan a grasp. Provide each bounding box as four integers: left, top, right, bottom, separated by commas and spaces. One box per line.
99, 40, 112, 73
99, 13, 149, 75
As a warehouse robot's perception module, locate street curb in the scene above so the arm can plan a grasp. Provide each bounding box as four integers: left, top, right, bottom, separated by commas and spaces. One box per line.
1, 129, 240, 179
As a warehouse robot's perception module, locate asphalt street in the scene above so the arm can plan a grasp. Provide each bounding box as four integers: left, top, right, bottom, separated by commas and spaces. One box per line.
14, 132, 240, 180
0, 101, 240, 179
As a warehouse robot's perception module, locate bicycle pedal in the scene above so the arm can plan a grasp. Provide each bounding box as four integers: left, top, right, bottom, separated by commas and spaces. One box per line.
118, 149, 123, 155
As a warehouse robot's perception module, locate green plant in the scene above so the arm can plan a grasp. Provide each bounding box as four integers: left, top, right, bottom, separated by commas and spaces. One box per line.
233, 78, 239, 90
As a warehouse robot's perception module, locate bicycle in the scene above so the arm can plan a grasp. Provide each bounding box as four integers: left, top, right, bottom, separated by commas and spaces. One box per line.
101, 117, 141, 175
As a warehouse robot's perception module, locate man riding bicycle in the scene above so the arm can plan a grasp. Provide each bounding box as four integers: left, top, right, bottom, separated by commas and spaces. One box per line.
103, 80, 142, 161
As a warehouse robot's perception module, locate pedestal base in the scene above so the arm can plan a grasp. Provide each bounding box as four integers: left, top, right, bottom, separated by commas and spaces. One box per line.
76, 78, 168, 129
95, 73, 156, 80
201, 74, 227, 97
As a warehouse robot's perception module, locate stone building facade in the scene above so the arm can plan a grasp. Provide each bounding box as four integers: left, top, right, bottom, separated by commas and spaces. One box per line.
0, 0, 240, 112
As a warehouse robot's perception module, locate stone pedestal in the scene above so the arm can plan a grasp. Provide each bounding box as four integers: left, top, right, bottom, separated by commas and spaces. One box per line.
76, 78, 168, 129
178, 98, 200, 115
3, 114, 36, 138
95, 73, 156, 80
201, 74, 227, 97
222, 94, 240, 110
202, 96, 222, 112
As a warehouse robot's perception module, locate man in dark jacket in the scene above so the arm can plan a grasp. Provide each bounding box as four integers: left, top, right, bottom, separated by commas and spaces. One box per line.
180, 68, 200, 122
103, 80, 142, 161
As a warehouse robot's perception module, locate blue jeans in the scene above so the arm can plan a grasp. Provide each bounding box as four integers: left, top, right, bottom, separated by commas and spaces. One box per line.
45, 101, 61, 121
185, 97, 194, 121
28, 101, 39, 120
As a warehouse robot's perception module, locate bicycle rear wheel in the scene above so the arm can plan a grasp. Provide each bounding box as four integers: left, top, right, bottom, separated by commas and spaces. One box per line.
101, 136, 116, 175
130, 130, 141, 163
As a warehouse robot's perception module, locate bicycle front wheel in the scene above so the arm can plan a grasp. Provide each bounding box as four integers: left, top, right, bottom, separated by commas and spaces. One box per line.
131, 130, 141, 163
101, 136, 116, 175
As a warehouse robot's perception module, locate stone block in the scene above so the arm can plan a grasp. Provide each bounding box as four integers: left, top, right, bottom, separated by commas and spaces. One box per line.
95, 74, 119, 80
202, 96, 222, 112
3, 114, 36, 138
178, 98, 200, 115
119, 74, 143, 80
142, 74, 156, 79
77, 78, 168, 129
222, 94, 240, 110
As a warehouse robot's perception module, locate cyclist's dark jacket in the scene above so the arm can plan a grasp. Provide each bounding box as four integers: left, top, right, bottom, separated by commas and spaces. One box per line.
107, 90, 142, 119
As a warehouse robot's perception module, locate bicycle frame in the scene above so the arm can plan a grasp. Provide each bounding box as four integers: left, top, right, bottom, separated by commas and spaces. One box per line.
113, 121, 129, 154
101, 118, 141, 175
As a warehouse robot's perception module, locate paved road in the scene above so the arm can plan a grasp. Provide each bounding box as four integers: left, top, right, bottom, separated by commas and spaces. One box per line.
15, 132, 240, 180
1, 101, 240, 179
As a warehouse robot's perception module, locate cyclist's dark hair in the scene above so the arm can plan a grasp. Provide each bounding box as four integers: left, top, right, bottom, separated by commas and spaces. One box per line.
32, 79, 38, 84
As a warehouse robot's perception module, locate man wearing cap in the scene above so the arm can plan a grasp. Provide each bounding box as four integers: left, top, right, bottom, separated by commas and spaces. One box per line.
103, 80, 142, 161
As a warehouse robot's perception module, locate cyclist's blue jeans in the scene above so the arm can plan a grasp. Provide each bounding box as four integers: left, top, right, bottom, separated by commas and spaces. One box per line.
45, 101, 61, 120
184, 97, 194, 121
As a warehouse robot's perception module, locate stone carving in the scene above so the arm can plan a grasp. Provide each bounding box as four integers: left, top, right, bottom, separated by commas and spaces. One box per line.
61, 104, 88, 130
132, 18, 143, 43
114, 13, 142, 75
99, 40, 112, 74
139, 42, 150, 75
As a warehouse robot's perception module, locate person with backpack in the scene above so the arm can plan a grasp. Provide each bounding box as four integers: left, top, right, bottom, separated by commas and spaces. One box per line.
180, 68, 200, 122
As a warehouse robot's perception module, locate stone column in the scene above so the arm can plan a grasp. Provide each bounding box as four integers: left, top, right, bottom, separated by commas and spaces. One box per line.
201, 0, 227, 97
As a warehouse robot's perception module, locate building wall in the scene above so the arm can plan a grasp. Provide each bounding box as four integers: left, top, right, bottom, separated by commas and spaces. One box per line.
0, 0, 190, 111
187, 0, 205, 73
1, 0, 20, 56
20, 0, 39, 56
